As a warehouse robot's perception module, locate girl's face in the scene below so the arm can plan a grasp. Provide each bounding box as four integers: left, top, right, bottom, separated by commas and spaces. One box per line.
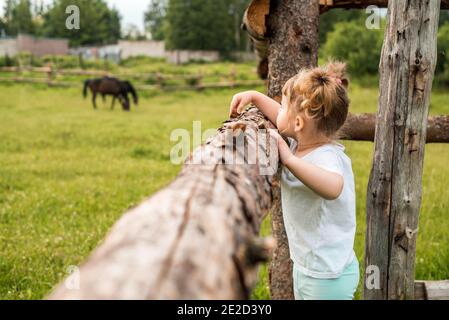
276, 95, 295, 137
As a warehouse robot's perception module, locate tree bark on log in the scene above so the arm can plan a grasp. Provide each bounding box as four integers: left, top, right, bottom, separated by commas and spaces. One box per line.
338, 113, 449, 143
48, 107, 279, 299
266, 0, 320, 300
363, 0, 440, 300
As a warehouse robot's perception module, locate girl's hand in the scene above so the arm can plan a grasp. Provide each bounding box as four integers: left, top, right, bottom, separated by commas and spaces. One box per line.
269, 129, 294, 165
229, 91, 254, 118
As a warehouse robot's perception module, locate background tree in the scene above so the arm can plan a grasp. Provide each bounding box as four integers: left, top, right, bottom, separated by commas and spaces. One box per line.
147, 0, 250, 52
144, 0, 167, 41
322, 20, 384, 76
439, 11, 449, 27
319, 9, 366, 45
0, 18, 6, 36
436, 23, 449, 86
2, 0, 35, 36
2, 0, 17, 35
122, 23, 147, 41
165, 0, 234, 56
228, 0, 250, 51
41, 0, 121, 46
32, 0, 46, 36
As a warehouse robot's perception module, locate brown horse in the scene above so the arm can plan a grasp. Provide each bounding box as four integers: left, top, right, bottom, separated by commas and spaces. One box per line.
83, 77, 138, 111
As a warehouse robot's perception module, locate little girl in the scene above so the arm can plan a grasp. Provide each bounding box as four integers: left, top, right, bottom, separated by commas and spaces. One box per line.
229, 61, 359, 300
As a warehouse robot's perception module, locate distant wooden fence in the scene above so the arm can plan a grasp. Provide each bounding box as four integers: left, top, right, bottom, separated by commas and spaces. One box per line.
0, 66, 265, 91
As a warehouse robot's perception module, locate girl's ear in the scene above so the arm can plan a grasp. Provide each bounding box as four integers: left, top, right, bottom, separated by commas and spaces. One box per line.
294, 114, 304, 133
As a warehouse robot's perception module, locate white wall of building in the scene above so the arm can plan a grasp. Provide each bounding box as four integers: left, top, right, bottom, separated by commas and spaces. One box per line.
118, 40, 165, 59
0, 38, 18, 56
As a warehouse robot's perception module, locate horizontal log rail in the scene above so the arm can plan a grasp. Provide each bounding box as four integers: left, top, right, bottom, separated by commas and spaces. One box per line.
414, 280, 449, 300
48, 107, 278, 299
319, 0, 449, 12
339, 113, 449, 143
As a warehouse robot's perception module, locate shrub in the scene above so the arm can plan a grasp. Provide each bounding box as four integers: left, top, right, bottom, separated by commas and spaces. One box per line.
0, 54, 16, 67
322, 21, 384, 76
41, 55, 81, 69
119, 56, 166, 68
435, 23, 449, 86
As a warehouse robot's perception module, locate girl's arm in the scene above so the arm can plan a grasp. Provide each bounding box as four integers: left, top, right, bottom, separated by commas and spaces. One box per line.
270, 130, 344, 200
229, 90, 281, 125
251, 91, 281, 124
285, 155, 344, 200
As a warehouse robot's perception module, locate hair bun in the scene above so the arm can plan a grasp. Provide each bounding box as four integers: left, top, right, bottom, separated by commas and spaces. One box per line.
325, 60, 349, 88
309, 69, 330, 87
281, 60, 350, 137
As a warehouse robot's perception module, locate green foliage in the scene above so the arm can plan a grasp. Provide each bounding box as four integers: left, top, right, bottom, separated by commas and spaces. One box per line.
0, 54, 15, 67
1, 0, 251, 53
121, 24, 147, 41
0, 19, 5, 35
2, 0, 35, 36
0, 53, 116, 71
40, 0, 121, 46
42, 55, 81, 69
322, 21, 384, 76
15, 51, 34, 66
1, 0, 121, 45
435, 23, 449, 86
40, 55, 110, 70
144, 0, 168, 41
439, 11, 449, 27
148, 0, 249, 53
119, 56, 166, 68
319, 9, 366, 45
165, 0, 234, 55
0, 51, 44, 67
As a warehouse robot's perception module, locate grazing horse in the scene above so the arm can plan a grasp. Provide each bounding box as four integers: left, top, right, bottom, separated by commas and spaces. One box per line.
83, 77, 138, 111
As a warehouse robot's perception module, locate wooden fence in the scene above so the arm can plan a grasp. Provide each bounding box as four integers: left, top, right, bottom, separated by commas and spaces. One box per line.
0, 66, 265, 91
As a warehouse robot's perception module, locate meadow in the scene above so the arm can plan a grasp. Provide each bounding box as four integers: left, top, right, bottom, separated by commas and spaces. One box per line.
0, 62, 448, 300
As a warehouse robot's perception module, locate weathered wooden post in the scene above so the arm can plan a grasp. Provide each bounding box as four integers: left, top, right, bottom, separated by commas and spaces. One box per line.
364, 0, 440, 300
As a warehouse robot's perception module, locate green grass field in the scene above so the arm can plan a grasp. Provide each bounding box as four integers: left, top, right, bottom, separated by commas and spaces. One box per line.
0, 75, 448, 299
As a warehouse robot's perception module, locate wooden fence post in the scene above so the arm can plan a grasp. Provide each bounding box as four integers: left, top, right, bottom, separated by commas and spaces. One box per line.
46, 64, 54, 86
364, 0, 440, 300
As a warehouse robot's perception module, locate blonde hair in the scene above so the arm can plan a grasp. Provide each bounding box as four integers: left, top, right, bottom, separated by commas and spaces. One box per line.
282, 60, 350, 137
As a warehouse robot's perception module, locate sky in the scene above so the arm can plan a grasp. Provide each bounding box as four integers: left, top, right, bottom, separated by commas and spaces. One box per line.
0, 0, 149, 32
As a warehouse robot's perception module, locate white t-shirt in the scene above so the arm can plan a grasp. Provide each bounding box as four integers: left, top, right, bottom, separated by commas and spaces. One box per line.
280, 137, 356, 279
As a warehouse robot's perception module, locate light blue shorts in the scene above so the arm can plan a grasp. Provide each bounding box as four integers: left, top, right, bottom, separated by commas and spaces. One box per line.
293, 257, 360, 300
